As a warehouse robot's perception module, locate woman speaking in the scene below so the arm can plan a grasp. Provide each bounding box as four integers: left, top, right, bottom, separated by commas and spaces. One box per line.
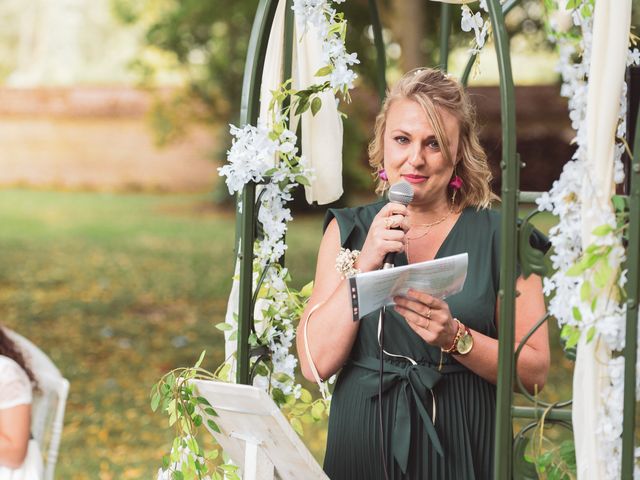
296, 68, 550, 479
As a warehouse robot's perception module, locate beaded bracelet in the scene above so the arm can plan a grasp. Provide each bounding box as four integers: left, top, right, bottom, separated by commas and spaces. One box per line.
335, 248, 361, 279
441, 318, 463, 354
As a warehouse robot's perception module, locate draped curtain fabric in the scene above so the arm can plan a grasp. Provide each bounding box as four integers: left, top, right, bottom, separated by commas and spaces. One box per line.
290, 22, 344, 205
573, 1, 632, 477
224, 0, 344, 375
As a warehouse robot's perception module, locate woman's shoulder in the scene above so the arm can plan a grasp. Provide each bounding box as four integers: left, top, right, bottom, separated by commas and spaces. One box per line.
0, 355, 30, 383
323, 199, 386, 230
323, 199, 386, 248
461, 206, 501, 233
0, 354, 27, 372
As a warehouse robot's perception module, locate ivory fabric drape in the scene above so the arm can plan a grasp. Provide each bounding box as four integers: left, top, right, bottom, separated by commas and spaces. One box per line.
290, 22, 344, 205
224, 0, 344, 372
573, 1, 632, 478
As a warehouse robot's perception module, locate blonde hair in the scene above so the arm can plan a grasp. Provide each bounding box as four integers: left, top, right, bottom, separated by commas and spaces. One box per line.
368, 68, 497, 209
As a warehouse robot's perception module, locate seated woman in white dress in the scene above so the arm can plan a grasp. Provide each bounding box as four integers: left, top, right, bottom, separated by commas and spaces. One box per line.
0, 326, 43, 480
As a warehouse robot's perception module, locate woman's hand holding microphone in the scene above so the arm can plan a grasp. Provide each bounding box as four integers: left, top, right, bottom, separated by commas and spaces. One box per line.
356, 203, 410, 272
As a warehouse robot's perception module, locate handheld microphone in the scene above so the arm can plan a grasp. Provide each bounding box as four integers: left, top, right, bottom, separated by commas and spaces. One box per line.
382, 180, 414, 269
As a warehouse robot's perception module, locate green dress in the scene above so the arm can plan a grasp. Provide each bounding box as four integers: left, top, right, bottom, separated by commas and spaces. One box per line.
321, 200, 548, 480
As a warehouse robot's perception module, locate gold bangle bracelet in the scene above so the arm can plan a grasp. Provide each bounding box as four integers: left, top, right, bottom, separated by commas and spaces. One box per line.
441, 318, 463, 354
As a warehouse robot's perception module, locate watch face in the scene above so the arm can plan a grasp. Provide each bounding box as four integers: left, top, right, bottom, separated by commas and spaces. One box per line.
456, 333, 474, 355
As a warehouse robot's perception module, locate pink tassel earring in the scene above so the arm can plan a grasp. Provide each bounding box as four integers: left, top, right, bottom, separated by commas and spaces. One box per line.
449, 173, 463, 205
448, 175, 462, 190
378, 168, 388, 182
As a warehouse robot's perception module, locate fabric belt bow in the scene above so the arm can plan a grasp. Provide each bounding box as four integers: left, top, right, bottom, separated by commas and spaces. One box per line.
352, 357, 447, 474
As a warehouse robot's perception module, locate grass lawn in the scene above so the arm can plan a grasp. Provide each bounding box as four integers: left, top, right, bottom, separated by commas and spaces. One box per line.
0, 189, 572, 478
0, 189, 324, 478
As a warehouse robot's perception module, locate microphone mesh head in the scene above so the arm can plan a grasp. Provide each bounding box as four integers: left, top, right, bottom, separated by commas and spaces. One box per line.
388, 180, 414, 206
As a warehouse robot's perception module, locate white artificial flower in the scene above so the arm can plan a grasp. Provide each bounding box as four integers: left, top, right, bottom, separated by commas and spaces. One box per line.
157, 437, 211, 480
535, 191, 554, 212
460, 6, 482, 33
292, 0, 326, 31
330, 60, 358, 90
323, 37, 346, 60
542, 277, 556, 297
460, 5, 488, 52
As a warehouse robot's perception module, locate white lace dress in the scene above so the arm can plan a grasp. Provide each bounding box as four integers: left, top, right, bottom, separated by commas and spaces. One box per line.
0, 356, 43, 480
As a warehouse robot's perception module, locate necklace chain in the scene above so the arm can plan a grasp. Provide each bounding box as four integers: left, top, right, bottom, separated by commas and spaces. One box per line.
406, 210, 452, 240
406, 210, 452, 261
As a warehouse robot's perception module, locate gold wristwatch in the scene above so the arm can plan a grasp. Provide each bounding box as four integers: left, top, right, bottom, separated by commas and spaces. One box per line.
454, 323, 474, 355
442, 319, 474, 356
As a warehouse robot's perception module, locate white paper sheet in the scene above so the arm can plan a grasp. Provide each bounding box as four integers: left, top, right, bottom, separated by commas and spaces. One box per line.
350, 253, 468, 320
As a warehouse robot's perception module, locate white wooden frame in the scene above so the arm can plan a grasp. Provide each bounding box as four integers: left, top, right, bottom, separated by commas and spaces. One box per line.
191, 380, 328, 480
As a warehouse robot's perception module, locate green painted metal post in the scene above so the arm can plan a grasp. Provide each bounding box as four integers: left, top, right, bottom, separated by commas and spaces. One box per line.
368, 0, 387, 103
283, 0, 294, 103
621, 107, 640, 478
511, 406, 572, 423
439, 3, 451, 72
236, 0, 279, 385
486, 0, 519, 477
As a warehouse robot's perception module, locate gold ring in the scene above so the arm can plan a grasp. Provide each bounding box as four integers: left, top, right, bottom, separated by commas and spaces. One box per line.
426, 307, 432, 320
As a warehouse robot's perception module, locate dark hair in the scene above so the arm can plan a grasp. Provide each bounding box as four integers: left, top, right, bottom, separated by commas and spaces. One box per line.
0, 326, 38, 387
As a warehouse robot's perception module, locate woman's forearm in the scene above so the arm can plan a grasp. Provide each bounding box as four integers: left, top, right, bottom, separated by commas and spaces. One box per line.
452, 329, 549, 394
297, 279, 360, 381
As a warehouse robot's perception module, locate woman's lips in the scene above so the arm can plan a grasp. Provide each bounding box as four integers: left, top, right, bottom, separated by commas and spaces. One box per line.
402, 174, 427, 184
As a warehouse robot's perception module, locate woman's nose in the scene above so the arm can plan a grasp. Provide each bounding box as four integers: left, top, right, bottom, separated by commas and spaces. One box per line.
408, 147, 424, 167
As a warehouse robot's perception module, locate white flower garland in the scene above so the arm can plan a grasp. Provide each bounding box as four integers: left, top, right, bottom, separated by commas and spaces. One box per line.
217, 0, 354, 404
292, 0, 359, 93
536, 3, 640, 478
157, 2, 355, 475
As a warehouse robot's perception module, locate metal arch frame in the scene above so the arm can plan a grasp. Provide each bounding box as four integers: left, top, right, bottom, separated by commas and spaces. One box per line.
233, 0, 640, 477
483, 1, 521, 477
621, 104, 640, 478
368, 0, 387, 102
236, 0, 291, 385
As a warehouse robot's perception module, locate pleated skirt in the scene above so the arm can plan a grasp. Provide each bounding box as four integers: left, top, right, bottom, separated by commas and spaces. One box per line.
323, 363, 496, 480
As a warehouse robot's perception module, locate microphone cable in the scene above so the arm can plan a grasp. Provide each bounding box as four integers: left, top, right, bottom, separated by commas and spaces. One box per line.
377, 180, 413, 480
379, 306, 390, 480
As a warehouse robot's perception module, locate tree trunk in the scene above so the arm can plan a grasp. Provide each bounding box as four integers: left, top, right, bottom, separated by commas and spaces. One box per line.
391, 0, 426, 71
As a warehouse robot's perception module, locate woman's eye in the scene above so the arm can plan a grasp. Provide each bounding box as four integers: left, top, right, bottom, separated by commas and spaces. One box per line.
394, 136, 409, 145
427, 139, 440, 150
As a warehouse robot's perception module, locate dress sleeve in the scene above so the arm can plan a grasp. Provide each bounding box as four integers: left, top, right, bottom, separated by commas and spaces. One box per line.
0, 358, 32, 409
323, 208, 357, 248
